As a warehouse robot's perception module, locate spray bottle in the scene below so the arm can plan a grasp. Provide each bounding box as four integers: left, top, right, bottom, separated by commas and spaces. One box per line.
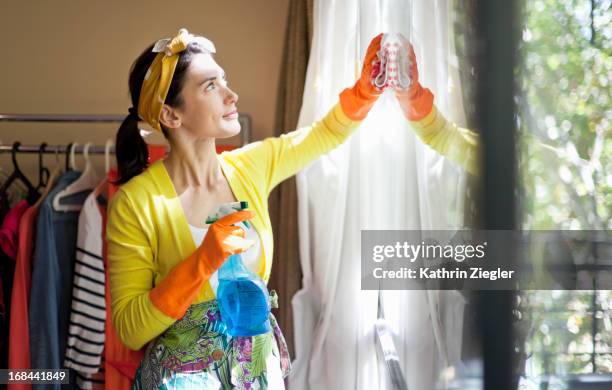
206, 202, 272, 337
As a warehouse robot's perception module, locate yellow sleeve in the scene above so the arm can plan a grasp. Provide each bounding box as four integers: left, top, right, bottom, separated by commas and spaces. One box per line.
409, 105, 481, 176
229, 102, 359, 195
106, 189, 175, 350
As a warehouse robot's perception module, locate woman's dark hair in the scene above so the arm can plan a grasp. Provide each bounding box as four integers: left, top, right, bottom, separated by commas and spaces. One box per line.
115, 39, 210, 184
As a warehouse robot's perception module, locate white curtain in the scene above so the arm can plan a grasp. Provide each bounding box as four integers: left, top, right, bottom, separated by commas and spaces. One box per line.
290, 0, 470, 389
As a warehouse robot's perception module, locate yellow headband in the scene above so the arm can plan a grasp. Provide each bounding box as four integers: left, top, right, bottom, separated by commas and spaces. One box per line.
137, 28, 216, 133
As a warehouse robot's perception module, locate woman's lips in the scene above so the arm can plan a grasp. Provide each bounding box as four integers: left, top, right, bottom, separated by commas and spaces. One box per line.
223, 111, 238, 119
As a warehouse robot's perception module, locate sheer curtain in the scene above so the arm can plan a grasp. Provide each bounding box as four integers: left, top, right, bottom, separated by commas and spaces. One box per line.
290, 0, 470, 389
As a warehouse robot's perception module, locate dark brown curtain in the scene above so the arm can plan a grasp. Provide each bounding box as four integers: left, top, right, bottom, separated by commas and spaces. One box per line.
268, 0, 313, 360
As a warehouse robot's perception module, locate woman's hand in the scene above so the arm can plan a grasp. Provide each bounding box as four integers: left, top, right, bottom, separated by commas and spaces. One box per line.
339, 33, 384, 120
149, 209, 255, 319
394, 36, 434, 121
197, 210, 255, 274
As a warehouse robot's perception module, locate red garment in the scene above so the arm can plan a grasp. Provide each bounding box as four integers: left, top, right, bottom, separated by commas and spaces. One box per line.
1, 200, 30, 379
216, 145, 238, 153
147, 144, 167, 165
0, 200, 29, 260
103, 168, 144, 389
7, 203, 38, 390
91, 185, 108, 390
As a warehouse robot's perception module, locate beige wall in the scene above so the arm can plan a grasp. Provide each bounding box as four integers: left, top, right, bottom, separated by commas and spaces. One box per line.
0, 0, 288, 180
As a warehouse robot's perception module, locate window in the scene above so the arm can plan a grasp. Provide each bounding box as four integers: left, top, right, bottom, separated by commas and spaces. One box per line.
516, 0, 611, 382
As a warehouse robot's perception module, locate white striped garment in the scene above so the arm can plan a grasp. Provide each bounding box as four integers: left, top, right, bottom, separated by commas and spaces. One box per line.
64, 183, 107, 388
75, 358, 105, 390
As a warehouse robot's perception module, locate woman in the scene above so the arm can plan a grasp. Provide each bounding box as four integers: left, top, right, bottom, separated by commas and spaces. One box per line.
106, 28, 387, 389
106, 25, 480, 388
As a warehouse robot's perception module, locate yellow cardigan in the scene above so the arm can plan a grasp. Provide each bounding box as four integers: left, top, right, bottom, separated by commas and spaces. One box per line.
106, 102, 477, 350
107, 103, 361, 350
410, 106, 480, 176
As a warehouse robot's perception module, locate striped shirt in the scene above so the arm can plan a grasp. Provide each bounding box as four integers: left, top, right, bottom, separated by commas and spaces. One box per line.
64, 182, 107, 389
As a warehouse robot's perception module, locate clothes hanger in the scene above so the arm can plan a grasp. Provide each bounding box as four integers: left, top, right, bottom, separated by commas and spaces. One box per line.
53, 142, 102, 212
33, 148, 62, 209
94, 139, 115, 206
65, 142, 74, 172
0, 142, 40, 204
69, 142, 79, 172
35, 142, 50, 192
104, 138, 115, 174
0, 139, 5, 179
0, 140, 26, 193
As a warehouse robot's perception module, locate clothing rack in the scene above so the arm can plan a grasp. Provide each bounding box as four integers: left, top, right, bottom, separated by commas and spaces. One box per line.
0, 144, 116, 155
0, 114, 124, 123
0, 112, 252, 146
0, 114, 119, 156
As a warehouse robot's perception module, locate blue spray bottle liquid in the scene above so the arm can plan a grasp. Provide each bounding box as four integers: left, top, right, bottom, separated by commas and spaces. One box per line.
206, 202, 272, 337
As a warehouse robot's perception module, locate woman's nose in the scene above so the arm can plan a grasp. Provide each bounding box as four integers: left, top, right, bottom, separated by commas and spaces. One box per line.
225, 87, 239, 105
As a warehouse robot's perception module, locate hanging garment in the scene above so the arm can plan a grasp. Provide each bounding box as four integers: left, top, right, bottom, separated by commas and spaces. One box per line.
0, 198, 7, 225
75, 365, 105, 390
103, 148, 168, 389
0, 200, 30, 259
0, 172, 28, 222
29, 170, 91, 390
64, 180, 107, 389
103, 168, 144, 390
8, 169, 59, 390
8, 206, 38, 390
0, 200, 30, 370
0, 248, 13, 369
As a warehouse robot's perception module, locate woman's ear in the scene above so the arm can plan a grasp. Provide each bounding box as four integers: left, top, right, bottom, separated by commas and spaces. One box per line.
159, 104, 182, 130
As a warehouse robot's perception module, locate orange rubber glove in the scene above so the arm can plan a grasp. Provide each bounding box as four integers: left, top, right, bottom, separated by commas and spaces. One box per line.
394, 37, 434, 121
149, 210, 255, 319
339, 33, 384, 121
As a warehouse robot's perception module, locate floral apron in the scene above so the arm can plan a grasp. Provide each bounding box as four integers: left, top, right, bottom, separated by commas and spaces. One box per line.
132, 291, 291, 389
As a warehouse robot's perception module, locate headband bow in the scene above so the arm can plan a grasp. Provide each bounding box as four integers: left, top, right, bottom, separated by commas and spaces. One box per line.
137, 28, 216, 133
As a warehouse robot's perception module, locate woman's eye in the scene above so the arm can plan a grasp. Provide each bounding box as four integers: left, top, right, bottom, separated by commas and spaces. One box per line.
205, 83, 216, 91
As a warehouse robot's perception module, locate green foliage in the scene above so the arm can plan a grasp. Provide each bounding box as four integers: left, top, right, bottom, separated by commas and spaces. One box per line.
521, 290, 611, 375
517, 0, 611, 230
516, 0, 611, 377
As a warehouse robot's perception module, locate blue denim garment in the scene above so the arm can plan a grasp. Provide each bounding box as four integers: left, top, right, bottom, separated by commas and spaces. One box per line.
29, 171, 92, 390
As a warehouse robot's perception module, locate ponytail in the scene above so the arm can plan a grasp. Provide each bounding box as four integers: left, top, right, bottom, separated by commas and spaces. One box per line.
115, 113, 148, 185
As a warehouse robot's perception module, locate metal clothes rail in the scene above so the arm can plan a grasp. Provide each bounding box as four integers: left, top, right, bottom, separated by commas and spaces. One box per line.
0, 114, 124, 123
0, 144, 116, 155
0, 112, 251, 146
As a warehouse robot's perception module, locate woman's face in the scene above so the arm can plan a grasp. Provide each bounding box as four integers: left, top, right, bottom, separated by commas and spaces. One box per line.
173, 53, 240, 139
